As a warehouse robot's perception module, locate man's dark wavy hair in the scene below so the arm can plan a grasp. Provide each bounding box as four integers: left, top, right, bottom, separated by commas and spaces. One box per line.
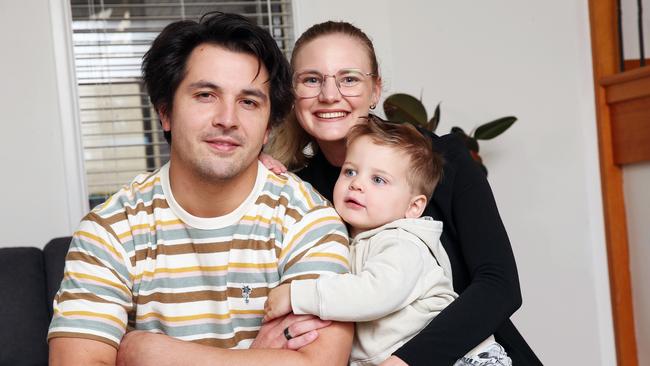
142, 12, 294, 144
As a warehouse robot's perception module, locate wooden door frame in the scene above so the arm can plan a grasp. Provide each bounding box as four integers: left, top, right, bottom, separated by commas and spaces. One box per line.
588, 1, 638, 365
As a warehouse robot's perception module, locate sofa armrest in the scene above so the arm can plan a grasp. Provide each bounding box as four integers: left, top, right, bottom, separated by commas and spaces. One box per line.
43, 237, 71, 318
0, 247, 49, 366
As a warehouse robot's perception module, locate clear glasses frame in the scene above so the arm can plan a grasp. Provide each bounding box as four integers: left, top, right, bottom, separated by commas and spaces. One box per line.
293, 69, 375, 98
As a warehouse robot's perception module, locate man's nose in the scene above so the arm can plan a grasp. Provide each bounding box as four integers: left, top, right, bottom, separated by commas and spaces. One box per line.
212, 102, 238, 129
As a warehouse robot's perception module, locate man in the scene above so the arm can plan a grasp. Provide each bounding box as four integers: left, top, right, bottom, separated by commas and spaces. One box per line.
48, 12, 353, 366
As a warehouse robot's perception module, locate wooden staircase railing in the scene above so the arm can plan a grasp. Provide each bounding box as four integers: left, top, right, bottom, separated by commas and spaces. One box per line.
601, 65, 650, 165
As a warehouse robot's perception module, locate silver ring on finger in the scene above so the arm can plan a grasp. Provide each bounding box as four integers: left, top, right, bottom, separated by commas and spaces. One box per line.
283, 326, 293, 341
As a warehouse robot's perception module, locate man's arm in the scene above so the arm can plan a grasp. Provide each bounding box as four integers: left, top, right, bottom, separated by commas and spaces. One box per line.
50, 314, 339, 366
50, 338, 117, 366
48, 218, 133, 365
116, 321, 353, 366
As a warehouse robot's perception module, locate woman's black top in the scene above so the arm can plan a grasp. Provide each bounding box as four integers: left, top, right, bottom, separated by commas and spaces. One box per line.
297, 132, 542, 365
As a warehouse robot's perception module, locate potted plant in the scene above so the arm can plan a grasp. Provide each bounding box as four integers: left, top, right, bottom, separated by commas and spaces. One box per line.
383, 93, 517, 174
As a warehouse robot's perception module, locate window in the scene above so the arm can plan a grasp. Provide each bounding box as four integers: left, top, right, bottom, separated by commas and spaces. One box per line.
69, 0, 293, 208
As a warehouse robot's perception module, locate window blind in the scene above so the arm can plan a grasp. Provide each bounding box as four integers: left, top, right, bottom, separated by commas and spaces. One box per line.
69, 0, 294, 207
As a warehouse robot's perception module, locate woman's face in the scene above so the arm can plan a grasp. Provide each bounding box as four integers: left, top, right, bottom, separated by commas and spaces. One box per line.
292, 34, 381, 145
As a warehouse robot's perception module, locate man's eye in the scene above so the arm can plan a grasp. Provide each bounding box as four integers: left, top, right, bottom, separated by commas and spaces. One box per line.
372, 176, 386, 184
196, 92, 213, 101
241, 99, 259, 109
343, 169, 356, 177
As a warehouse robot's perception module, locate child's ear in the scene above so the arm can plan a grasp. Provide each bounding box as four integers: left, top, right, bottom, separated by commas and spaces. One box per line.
404, 195, 427, 219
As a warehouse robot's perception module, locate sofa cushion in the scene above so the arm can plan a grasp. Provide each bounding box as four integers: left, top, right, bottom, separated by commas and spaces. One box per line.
43, 237, 71, 317
0, 247, 49, 366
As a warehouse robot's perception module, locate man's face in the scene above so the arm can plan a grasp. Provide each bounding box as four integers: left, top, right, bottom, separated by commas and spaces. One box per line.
161, 44, 271, 182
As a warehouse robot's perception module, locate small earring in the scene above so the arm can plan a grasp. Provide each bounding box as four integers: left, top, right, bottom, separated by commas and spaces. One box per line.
370, 104, 376, 110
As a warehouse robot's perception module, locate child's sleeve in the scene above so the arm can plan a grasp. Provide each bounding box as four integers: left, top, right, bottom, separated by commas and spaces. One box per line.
290, 230, 444, 321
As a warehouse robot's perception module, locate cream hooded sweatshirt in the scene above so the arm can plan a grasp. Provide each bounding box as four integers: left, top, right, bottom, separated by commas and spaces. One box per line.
291, 217, 461, 365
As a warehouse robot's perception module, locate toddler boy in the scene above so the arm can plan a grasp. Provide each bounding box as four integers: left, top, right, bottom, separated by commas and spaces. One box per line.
265, 116, 510, 366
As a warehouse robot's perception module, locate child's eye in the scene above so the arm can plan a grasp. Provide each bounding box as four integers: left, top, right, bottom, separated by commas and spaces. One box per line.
343, 168, 356, 177
372, 176, 386, 185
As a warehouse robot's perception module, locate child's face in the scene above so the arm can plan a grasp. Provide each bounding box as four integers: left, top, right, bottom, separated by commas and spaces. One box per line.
333, 136, 423, 237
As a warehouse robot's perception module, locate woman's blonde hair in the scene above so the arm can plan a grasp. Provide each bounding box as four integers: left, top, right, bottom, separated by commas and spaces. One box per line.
266, 21, 380, 169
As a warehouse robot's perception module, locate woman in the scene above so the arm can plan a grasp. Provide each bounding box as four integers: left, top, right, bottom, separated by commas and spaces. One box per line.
267, 21, 542, 365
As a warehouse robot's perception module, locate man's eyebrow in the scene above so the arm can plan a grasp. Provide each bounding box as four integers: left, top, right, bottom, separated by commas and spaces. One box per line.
187, 81, 267, 101
188, 80, 221, 91
242, 88, 268, 101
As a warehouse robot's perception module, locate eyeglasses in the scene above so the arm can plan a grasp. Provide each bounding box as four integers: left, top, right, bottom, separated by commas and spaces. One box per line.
293, 69, 375, 98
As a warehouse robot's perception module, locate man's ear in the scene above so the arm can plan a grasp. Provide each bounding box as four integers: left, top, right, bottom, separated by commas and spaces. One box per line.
404, 194, 427, 219
263, 125, 271, 145
159, 105, 171, 132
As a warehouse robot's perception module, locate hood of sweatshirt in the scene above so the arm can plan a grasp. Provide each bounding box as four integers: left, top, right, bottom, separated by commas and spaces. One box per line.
352, 216, 453, 282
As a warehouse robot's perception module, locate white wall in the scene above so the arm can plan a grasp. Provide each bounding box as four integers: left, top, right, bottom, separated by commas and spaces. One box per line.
0, 0, 85, 247
293, 0, 615, 365
624, 163, 650, 366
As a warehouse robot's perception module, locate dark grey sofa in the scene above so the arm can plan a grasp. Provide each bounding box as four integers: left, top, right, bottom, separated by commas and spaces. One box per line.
0, 237, 71, 366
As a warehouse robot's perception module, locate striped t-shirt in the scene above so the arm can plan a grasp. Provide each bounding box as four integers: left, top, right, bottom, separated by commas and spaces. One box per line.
48, 162, 350, 349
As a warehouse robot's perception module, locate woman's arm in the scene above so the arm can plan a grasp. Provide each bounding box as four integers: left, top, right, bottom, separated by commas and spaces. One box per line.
393, 139, 521, 365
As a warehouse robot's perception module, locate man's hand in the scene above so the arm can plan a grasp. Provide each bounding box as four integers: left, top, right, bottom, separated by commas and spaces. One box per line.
264, 284, 292, 322
379, 355, 409, 366
259, 153, 287, 174
252, 313, 331, 350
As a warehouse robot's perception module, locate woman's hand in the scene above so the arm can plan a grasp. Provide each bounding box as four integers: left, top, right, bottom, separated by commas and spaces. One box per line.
263, 284, 292, 322
379, 355, 409, 366
259, 153, 288, 174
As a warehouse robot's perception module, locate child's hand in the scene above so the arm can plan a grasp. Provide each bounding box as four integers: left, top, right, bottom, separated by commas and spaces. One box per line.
259, 153, 287, 174
263, 284, 292, 322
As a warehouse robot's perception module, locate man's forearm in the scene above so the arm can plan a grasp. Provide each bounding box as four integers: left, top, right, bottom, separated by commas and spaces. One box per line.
117, 322, 354, 366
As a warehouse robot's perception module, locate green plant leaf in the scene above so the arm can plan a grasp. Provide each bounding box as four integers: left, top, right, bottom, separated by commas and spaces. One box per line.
426, 102, 441, 132
383, 93, 427, 126
474, 116, 517, 140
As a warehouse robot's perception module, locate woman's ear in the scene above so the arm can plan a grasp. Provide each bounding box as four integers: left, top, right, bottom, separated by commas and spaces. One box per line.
404, 194, 427, 219
371, 76, 382, 109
